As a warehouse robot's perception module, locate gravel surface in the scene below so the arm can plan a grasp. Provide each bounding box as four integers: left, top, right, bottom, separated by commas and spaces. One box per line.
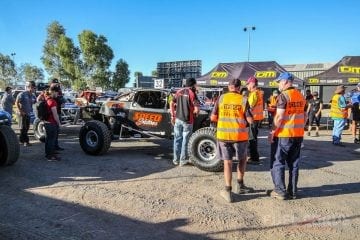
0, 125, 359, 240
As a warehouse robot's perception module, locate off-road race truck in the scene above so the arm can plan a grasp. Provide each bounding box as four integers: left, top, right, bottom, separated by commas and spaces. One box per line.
0, 110, 20, 166
78, 88, 223, 172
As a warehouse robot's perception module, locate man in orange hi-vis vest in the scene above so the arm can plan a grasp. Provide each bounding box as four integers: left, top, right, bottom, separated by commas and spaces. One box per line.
210, 78, 253, 203
246, 77, 264, 164
267, 72, 306, 200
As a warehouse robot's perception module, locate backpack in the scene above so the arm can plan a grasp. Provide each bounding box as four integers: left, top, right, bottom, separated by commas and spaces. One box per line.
36, 100, 50, 121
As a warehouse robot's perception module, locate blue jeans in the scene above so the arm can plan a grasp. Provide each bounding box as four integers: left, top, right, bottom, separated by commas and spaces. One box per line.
173, 119, 193, 163
270, 137, 302, 196
332, 119, 345, 144
44, 123, 58, 156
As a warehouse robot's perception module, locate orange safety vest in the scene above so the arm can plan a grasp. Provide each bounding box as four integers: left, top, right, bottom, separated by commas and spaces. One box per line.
274, 89, 305, 138
267, 95, 277, 113
330, 94, 348, 119
216, 92, 249, 142
250, 89, 264, 121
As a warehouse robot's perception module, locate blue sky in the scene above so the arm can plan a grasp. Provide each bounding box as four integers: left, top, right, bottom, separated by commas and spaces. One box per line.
1, 0, 359, 86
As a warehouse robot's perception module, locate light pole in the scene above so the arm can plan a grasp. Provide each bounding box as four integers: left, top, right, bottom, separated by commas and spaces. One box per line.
243, 26, 256, 62
10, 53, 16, 86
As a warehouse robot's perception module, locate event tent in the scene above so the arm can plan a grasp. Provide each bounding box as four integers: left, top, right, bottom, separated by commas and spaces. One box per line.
305, 56, 360, 86
196, 61, 304, 88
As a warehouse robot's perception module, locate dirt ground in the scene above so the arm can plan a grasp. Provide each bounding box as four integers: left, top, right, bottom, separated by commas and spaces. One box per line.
0, 124, 359, 240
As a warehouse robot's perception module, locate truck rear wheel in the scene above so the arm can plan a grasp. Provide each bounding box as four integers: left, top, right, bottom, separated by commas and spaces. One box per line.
188, 127, 223, 172
33, 118, 46, 142
79, 120, 111, 155
0, 125, 20, 166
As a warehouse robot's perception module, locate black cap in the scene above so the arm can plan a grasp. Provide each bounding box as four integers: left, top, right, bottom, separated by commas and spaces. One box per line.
229, 78, 241, 87
185, 78, 197, 87
50, 78, 59, 84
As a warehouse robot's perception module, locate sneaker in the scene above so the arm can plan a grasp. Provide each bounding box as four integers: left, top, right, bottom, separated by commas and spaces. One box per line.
235, 184, 254, 194
266, 190, 286, 200
173, 160, 179, 166
287, 191, 297, 200
220, 190, 233, 203
179, 160, 189, 167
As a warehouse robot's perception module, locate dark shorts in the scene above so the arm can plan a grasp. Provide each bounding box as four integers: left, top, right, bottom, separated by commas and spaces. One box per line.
217, 141, 248, 162
308, 112, 321, 127
350, 103, 360, 121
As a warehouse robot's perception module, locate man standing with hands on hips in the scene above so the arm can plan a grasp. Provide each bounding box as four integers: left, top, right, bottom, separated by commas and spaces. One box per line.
268, 72, 306, 200
170, 78, 200, 166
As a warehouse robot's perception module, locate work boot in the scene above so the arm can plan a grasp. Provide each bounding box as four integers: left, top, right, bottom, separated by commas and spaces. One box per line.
235, 183, 254, 194
219, 190, 233, 203
266, 190, 286, 200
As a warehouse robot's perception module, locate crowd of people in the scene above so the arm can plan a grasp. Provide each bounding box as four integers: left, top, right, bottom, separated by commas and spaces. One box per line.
1, 74, 359, 202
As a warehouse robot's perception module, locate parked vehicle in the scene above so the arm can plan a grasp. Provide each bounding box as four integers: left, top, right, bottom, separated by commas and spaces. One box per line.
0, 110, 20, 166
78, 88, 222, 172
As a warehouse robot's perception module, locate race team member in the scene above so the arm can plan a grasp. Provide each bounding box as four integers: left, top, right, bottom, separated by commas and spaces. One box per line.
170, 78, 199, 166
211, 78, 253, 203
347, 83, 360, 144
306, 91, 323, 137
268, 72, 306, 200
330, 85, 350, 146
246, 76, 264, 164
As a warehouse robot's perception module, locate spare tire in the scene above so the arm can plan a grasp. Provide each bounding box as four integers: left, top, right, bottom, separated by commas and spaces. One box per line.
79, 120, 111, 155
0, 125, 20, 166
33, 118, 46, 142
188, 127, 223, 172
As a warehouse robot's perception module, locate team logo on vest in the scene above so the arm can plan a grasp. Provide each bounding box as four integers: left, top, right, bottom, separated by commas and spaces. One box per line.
338, 66, 360, 74
255, 71, 276, 78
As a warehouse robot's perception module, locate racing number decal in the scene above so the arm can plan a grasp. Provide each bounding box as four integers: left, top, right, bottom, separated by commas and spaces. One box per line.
133, 112, 163, 127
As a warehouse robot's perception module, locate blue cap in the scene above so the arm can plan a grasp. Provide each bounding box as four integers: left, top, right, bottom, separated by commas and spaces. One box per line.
276, 72, 294, 82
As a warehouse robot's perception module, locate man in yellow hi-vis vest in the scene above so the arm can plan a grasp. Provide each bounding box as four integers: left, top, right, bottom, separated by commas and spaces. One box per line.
267, 72, 306, 200
211, 78, 253, 203
246, 77, 264, 164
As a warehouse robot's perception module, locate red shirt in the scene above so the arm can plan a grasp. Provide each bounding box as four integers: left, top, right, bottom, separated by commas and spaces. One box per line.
46, 97, 58, 124
172, 88, 199, 124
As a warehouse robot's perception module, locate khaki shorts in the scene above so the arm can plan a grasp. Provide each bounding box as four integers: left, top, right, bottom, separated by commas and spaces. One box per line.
217, 141, 248, 162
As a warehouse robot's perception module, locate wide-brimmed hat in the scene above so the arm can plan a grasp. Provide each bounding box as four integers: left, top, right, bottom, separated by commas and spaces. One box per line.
334, 85, 346, 94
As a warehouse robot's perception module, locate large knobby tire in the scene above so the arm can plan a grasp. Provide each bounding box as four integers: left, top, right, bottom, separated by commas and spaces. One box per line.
79, 120, 111, 155
188, 127, 223, 172
33, 118, 46, 143
0, 125, 20, 166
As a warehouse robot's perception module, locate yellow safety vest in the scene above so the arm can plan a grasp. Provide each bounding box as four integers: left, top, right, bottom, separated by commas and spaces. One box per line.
216, 92, 249, 142
330, 94, 348, 119
274, 89, 305, 138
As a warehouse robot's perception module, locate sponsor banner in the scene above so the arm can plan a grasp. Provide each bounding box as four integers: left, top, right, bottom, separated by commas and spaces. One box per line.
255, 71, 277, 78
133, 112, 162, 127
338, 66, 360, 74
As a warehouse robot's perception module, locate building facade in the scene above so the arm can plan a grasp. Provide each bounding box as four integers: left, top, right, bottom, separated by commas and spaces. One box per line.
157, 60, 202, 88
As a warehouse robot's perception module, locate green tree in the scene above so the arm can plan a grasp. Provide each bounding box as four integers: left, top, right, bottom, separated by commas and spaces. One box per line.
78, 30, 114, 89
0, 53, 17, 88
151, 70, 158, 77
18, 63, 44, 82
41, 21, 81, 85
112, 59, 130, 90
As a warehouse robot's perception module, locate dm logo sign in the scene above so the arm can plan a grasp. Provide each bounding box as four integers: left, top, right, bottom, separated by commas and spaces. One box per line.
255, 71, 276, 78
211, 71, 228, 78
338, 66, 360, 74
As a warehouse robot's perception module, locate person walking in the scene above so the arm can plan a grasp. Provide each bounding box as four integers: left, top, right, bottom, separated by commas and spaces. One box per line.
44, 86, 62, 161
1, 86, 15, 124
16, 81, 36, 146
170, 78, 200, 166
348, 83, 360, 143
330, 85, 350, 146
210, 79, 253, 203
267, 89, 280, 129
268, 72, 306, 200
306, 91, 323, 137
246, 77, 264, 164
